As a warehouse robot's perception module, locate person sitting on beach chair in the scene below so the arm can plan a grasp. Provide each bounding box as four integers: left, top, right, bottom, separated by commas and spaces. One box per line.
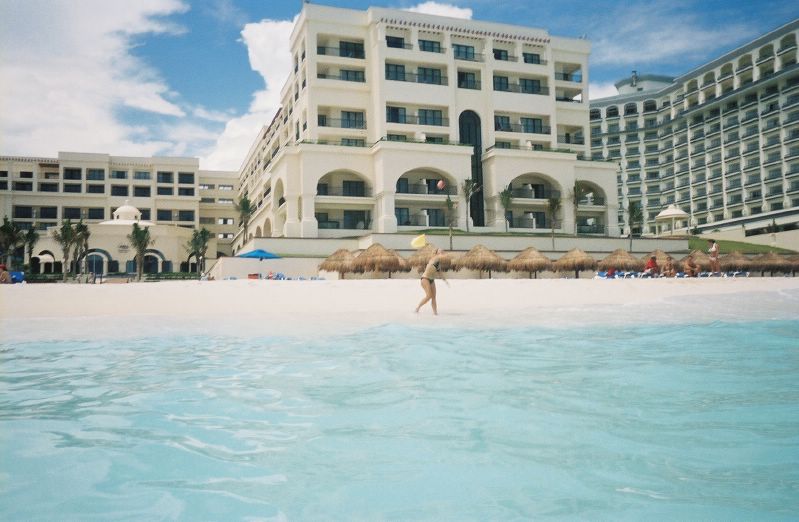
662, 257, 676, 278
683, 255, 698, 277
642, 255, 659, 277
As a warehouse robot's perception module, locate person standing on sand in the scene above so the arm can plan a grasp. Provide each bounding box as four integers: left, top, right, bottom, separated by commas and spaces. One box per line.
708, 239, 720, 273
415, 249, 449, 315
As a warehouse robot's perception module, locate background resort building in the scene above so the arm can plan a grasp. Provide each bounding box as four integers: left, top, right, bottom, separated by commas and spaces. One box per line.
234, 4, 618, 251
0, 152, 238, 274
590, 19, 799, 238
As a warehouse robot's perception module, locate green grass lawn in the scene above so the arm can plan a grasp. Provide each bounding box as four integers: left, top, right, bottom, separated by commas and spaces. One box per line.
688, 236, 796, 255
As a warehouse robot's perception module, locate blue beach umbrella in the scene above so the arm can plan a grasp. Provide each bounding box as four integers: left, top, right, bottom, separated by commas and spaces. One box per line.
237, 249, 281, 260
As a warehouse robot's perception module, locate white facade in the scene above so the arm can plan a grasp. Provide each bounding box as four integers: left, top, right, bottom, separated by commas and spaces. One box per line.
0, 152, 238, 273
590, 20, 799, 236
235, 4, 618, 250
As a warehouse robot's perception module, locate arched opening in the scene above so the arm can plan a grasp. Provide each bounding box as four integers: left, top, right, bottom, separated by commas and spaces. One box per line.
574, 181, 608, 235
143, 254, 160, 274
394, 168, 456, 227
642, 100, 657, 113
589, 108, 600, 120
458, 110, 484, 226
33, 250, 57, 274
315, 170, 374, 231
86, 254, 105, 275
263, 219, 272, 237
605, 106, 618, 118
255, 226, 262, 237
272, 178, 286, 237
624, 102, 637, 115
505, 173, 562, 230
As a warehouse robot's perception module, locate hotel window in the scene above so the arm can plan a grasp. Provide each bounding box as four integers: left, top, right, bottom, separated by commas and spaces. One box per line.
417, 67, 442, 85
178, 210, 195, 222
493, 75, 509, 91
38, 182, 58, 192
386, 134, 407, 141
0, 170, 7, 177
39, 207, 57, 219
425, 136, 445, 144
495, 141, 512, 149
386, 106, 407, 124
419, 39, 441, 53
218, 198, 234, 204
63, 183, 81, 193
20, 171, 33, 178
341, 138, 365, 147
86, 185, 105, 194
13, 181, 32, 191
157, 209, 173, 221
453, 44, 475, 61
386, 36, 405, 49
0, 181, 6, 189
340, 69, 365, 82
217, 184, 233, 191
458, 71, 478, 89
13, 206, 33, 218
494, 115, 511, 131
134, 171, 151, 180
520, 78, 541, 94
178, 187, 194, 196
200, 197, 214, 203
111, 185, 128, 196
217, 217, 234, 225
339, 41, 364, 59
199, 183, 214, 190
427, 208, 446, 227
87, 169, 105, 181
317, 183, 328, 195
521, 118, 543, 134
385, 63, 405, 81
341, 111, 365, 129
218, 233, 234, 239
157, 186, 174, 196
199, 217, 214, 224
493, 49, 509, 61
395, 207, 410, 226
418, 109, 443, 126
140, 209, 151, 220
134, 186, 151, 197
342, 180, 365, 197
178, 172, 194, 184
63, 207, 81, 219
63, 168, 81, 180
111, 170, 127, 179
523, 52, 541, 64
87, 208, 104, 220
157, 171, 173, 183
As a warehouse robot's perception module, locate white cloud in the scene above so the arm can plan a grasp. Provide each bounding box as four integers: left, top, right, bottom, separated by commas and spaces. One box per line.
590, 3, 755, 66
405, 2, 472, 19
202, 18, 295, 170
589, 82, 618, 100
0, 0, 199, 158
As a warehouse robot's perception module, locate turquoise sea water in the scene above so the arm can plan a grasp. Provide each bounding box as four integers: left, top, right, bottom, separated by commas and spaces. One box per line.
1, 320, 798, 520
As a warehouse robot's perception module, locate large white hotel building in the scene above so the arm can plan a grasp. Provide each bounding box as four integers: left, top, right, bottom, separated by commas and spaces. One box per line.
234, 4, 618, 248
590, 20, 799, 236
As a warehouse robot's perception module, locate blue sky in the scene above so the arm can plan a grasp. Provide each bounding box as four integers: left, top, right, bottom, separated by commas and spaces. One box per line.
1, 0, 797, 170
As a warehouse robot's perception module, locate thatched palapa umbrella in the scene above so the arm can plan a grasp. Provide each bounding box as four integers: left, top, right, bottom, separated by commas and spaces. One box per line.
599, 249, 644, 272
408, 244, 455, 273
751, 252, 791, 276
641, 249, 672, 267
350, 243, 409, 278
508, 247, 552, 278
554, 248, 596, 279
319, 248, 357, 278
787, 254, 799, 276
719, 251, 752, 272
453, 244, 508, 279
679, 250, 712, 271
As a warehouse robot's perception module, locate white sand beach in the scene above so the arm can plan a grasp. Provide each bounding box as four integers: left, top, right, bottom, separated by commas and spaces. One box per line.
2, 278, 799, 343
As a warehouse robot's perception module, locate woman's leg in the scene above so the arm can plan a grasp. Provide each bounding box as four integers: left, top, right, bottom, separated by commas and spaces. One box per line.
430, 281, 438, 315
415, 279, 433, 312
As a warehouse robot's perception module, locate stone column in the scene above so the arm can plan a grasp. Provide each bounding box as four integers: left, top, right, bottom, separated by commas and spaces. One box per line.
376, 191, 397, 233
283, 195, 301, 237
300, 193, 318, 238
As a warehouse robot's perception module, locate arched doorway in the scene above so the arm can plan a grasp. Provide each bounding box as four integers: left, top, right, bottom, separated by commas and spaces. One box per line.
459, 110, 485, 226
86, 254, 105, 275
143, 255, 159, 274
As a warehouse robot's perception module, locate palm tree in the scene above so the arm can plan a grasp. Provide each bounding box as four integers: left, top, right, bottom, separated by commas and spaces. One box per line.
445, 194, 455, 250
234, 195, 255, 247
571, 182, 587, 236
0, 217, 23, 269
52, 220, 76, 281
627, 200, 644, 251
461, 179, 481, 233
24, 225, 40, 270
499, 186, 513, 233
128, 223, 154, 281
73, 221, 91, 283
185, 227, 212, 274
547, 196, 561, 250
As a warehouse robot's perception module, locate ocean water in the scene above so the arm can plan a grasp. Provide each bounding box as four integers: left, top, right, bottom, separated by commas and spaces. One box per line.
1, 321, 798, 521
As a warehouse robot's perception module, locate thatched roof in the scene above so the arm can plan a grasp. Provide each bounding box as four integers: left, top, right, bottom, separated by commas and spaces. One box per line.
350, 243, 409, 273
679, 249, 712, 270
453, 244, 509, 272
751, 252, 792, 272
318, 248, 356, 273
719, 251, 753, 271
787, 254, 799, 269
599, 249, 645, 271
408, 244, 456, 272
641, 249, 673, 267
553, 248, 597, 272
508, 247, 552, 273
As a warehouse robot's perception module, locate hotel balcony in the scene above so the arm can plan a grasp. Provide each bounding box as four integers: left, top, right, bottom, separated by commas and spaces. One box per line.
386, 71, 448, 86
494, 123, 551, 135
317, 117, 366, 130
316, 46, 365, 59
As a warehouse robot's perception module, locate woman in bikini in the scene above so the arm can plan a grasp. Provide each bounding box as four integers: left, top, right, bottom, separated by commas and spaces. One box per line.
415, 249, 449, 315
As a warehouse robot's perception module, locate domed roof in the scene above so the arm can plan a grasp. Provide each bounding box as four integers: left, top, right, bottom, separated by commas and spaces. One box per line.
113, 200, 141, 221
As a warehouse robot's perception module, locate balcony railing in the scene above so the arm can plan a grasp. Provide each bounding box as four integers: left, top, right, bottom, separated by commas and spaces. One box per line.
317, 46, 365, 59
316, 186, 373, 197
510, 188, 560, 199
555, 72, 582, 82
495, 123, 551, 135
386, 72, 448, 86
317, 73, 365, 83
576, 224, 606, 234
396, 182, 457, 196
454, 52, 484, 62
511, 217, 557, 229
458, 79, 481, 90
387, 115, 449, 127
558, 135, 585, 145
493, 83, 549, 95
577, 196, 605, 205
318, 118, 366, 129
